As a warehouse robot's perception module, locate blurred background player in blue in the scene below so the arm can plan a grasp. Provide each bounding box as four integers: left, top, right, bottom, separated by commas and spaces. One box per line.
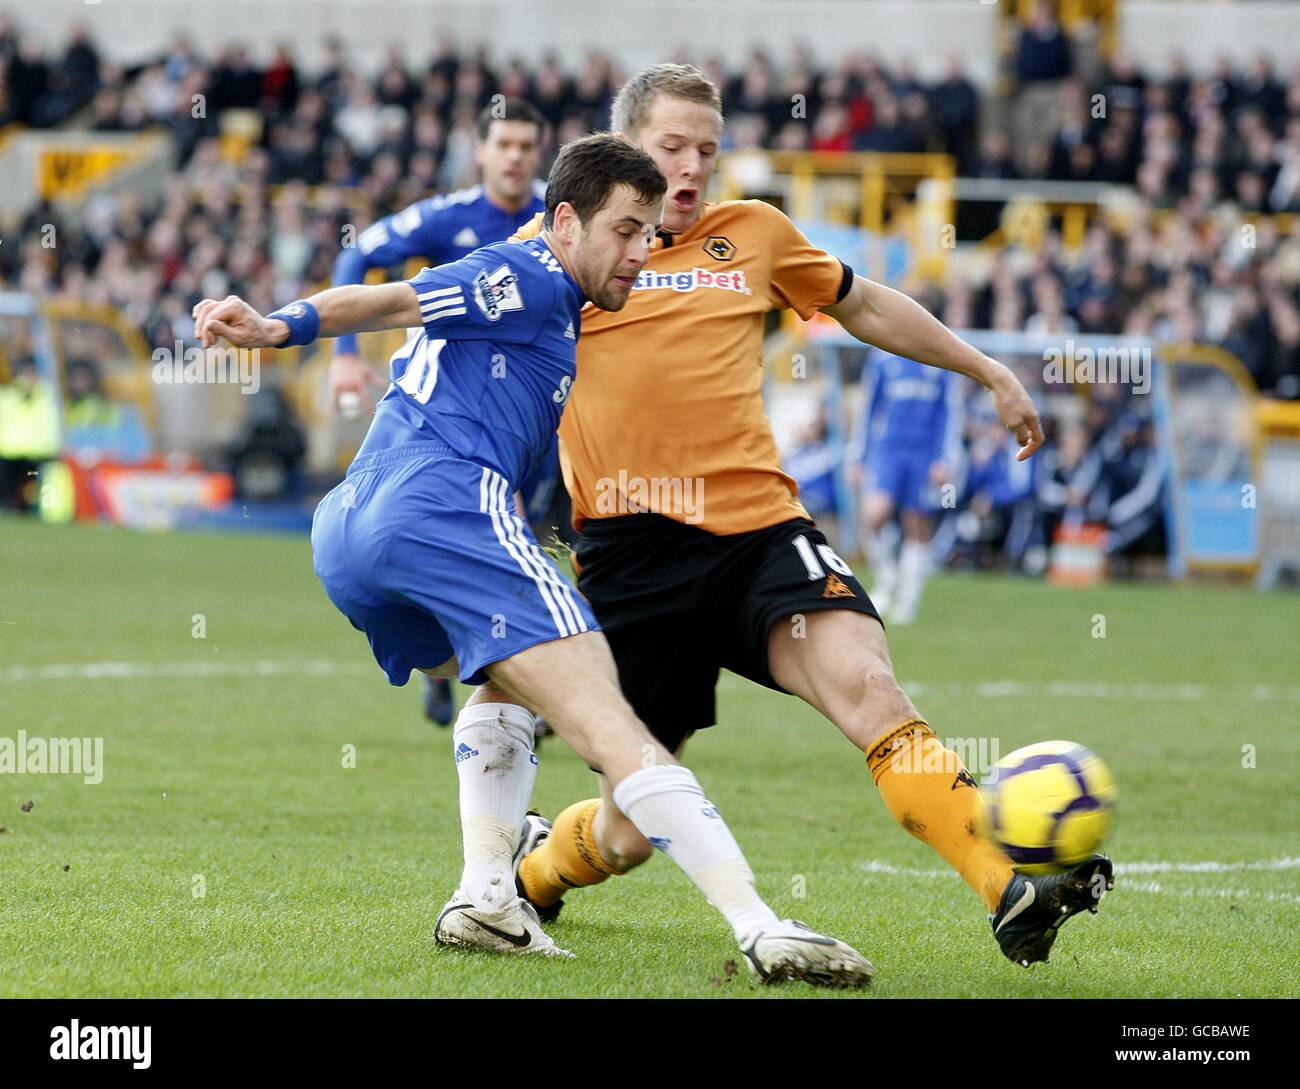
855, 350, 964, 624
326, 97, 550, 726
327, 97, 548, 408
783, 406, 841, 539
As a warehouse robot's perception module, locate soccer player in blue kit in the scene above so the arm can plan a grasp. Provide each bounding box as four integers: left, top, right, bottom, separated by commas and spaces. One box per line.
328, 98, 552, 727
192, 134, 874, 986
328, 98, 549, 412
858, 351, 964, 624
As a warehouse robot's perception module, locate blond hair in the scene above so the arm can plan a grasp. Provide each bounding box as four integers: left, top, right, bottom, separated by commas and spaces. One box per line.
610, 63, 723, 135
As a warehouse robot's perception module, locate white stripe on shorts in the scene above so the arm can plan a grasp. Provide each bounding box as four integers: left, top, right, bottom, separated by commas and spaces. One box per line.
480, 468, 574, 637
490, 471, 588, 636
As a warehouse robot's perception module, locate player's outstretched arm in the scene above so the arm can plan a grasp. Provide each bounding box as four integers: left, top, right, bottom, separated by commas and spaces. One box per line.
824, 275, 1045, 460
193, 283, 422, 351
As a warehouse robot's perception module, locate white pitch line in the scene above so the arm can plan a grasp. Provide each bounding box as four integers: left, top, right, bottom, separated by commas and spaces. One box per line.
4, 662, 1300, 702
721, 673, 1300, 702
1119, 858, 1300, 874
1, 659, 373, 682
857, 858, 1300, 905
900, 680, 1300, 702
860, 857, 1300, 879
1122, 880, 1300, 905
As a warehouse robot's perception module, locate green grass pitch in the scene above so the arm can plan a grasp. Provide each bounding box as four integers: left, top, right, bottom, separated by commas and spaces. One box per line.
1, 518, 1297, 998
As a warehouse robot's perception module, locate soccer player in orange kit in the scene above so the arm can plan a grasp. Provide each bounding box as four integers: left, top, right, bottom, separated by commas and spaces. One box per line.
509, 64, 1114, 968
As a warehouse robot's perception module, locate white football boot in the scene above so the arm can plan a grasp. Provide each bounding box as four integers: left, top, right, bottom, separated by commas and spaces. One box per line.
435, 892, 574, 958
739, 920, 874, 988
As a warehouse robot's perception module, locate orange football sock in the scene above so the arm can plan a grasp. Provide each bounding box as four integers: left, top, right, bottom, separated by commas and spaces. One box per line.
518, 799, 615, 908
866, 720, 1014, 913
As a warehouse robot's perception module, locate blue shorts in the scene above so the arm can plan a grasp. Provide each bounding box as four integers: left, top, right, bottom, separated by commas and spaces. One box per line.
866, 448, 938, 514
311, 442, 598, 686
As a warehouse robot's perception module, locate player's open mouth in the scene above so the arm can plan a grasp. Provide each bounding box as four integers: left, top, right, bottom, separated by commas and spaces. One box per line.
671, 188, 697, 212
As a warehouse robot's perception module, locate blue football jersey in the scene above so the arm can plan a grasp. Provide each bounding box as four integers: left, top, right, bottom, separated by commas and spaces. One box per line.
333, 182, 546, 355
860, 351, 964, 467
355, 235, 583, 488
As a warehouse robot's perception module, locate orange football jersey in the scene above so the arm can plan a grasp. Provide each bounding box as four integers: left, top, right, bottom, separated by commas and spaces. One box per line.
515, 199, 847, 535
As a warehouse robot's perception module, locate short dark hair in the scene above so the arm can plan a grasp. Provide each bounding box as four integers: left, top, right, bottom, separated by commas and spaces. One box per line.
542, 133, 666, 230
476, 97, 547, 141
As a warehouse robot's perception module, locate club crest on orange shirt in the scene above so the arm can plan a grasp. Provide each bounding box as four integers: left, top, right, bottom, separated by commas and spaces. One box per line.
704, 235, 737, 261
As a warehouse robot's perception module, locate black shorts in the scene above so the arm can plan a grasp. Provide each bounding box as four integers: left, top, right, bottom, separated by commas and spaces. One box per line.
574, 515, 879, 752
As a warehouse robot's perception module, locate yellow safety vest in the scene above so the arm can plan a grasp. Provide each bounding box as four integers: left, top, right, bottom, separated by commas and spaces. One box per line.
0, 384, 62, 460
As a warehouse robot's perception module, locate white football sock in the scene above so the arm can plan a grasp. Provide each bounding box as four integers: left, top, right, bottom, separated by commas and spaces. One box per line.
612, 764, 779, 940
870, 523, 900, 609
896, 538, 931, 619
452, 701, 537, 912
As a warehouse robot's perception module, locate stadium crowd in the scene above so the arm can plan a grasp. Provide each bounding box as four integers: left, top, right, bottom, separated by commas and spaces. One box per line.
1, 10, 1297, 564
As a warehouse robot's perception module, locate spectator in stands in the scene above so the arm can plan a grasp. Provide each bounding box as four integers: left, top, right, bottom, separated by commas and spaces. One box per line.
262, 43, 300, 114
1221, 285, 1275, 389
948, 417, 1039, 572
1269, 117, 1300, 211
854, 92, 921, 153
225, 387, 305, 503
1015, 0, 1073, 86
333, 78, 387, 160
64, 358, 119, 430
1094, 414, 1167, 569
1036, 422, 1090, 536
974, 129, 1018, 179
932, 54, 979, 171
60, 23, 100, 113
5, 35, 50, 126
209, 44, 261, 111
1026, 274, 1079, 335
